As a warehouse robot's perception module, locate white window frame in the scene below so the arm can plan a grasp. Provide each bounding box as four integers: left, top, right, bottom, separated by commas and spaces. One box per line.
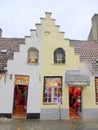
28, 47, 39, 63
54, 48, 65, 64
43, 76, 62, 105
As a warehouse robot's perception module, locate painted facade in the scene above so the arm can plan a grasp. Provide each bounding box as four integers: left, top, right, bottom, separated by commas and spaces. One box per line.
0, 12, 98, 119
0, 23, 43, 119
40, 13, 88, 119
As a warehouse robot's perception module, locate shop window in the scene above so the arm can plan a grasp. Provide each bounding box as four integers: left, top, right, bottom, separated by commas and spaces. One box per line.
28, 47, 39, 63
54, 48, 65, 64
43, 76, 62, 105
95, 77, 98, 104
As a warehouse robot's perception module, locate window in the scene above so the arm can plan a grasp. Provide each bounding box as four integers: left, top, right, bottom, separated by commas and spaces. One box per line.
43, 76, 62, 104
54, 48, 65, 63
28, 48, 39, 63
95, 77, 98, 104
0, 49, 8, 54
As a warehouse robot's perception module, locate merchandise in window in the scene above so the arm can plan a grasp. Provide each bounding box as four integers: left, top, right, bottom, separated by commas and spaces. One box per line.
43, 76, 62, 105
95, 77, 98, 104
28, 48, 39, 63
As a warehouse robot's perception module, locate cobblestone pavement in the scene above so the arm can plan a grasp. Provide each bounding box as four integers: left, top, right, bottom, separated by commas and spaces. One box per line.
0, 118, 98, 130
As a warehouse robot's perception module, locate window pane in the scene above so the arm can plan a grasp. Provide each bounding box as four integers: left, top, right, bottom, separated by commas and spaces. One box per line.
54, 48, 65, 64
28, 48, 38, 63
95, 77, 98, 104
43, 76, 62, 104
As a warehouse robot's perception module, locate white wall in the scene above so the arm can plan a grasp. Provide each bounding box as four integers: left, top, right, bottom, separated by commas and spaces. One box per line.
0, 76, 14, 113
0, 24, 42, 114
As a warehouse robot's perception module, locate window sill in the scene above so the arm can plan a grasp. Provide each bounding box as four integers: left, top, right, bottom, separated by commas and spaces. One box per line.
52, 63, 65, 65
27, 63, 40, 65
43, 103, 58, 105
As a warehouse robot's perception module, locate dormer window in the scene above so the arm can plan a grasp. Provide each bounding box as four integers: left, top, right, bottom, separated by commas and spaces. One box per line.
28, 47, 39, 63
0, 49, 8, 54
54, 48, 65, 64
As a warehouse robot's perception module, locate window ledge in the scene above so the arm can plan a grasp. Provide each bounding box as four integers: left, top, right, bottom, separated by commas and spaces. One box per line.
27, 63, 40, 65
52, 63, 65, 65
43, 103, 57, 105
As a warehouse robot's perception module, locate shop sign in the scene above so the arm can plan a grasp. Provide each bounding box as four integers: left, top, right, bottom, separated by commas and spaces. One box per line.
56, 97, 62, 106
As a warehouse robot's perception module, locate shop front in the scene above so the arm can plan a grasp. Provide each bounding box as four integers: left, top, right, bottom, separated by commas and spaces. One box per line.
69, 86, 82, 118
12, 75, 29, 118
65, 70, 90, 118
41, 76, 68, 120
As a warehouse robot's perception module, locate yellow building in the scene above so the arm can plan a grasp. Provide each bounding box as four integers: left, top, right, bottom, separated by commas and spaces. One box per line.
40, 12, 98, 119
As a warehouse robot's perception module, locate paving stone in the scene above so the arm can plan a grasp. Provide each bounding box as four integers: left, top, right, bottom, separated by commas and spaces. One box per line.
0, 118, 98, 130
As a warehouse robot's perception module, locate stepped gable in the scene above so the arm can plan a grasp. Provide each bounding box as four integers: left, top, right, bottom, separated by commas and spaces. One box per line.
0, 38, 25, 70
69, 40, 98, 74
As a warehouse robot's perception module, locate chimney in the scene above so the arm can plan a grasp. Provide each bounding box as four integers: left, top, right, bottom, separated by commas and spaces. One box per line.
0, 28, 2, 38
91, 14, 98, 40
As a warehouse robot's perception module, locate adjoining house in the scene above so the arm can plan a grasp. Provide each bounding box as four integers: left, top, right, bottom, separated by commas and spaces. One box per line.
0, 12, 98, 120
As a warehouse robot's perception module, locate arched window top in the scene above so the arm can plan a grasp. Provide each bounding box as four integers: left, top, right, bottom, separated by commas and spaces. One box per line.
28, 47, 38, 51
28, 47, 39, 63
54, 48, 65, 64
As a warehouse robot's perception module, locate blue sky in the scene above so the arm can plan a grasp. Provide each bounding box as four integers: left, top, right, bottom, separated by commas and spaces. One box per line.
0, 0, 98, 40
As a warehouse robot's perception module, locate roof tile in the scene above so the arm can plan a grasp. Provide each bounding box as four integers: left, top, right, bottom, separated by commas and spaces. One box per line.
69, 40, 98, 74
0, 38, 25, 70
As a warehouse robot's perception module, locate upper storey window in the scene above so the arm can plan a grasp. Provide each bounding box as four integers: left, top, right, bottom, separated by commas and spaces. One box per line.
54, 48, 65, 64
28, 47, 39, 63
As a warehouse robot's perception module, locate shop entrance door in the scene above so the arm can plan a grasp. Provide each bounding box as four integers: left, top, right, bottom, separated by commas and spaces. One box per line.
12, 75, 29, 118
12, 85, 28, 118
69, 87, 82, 118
